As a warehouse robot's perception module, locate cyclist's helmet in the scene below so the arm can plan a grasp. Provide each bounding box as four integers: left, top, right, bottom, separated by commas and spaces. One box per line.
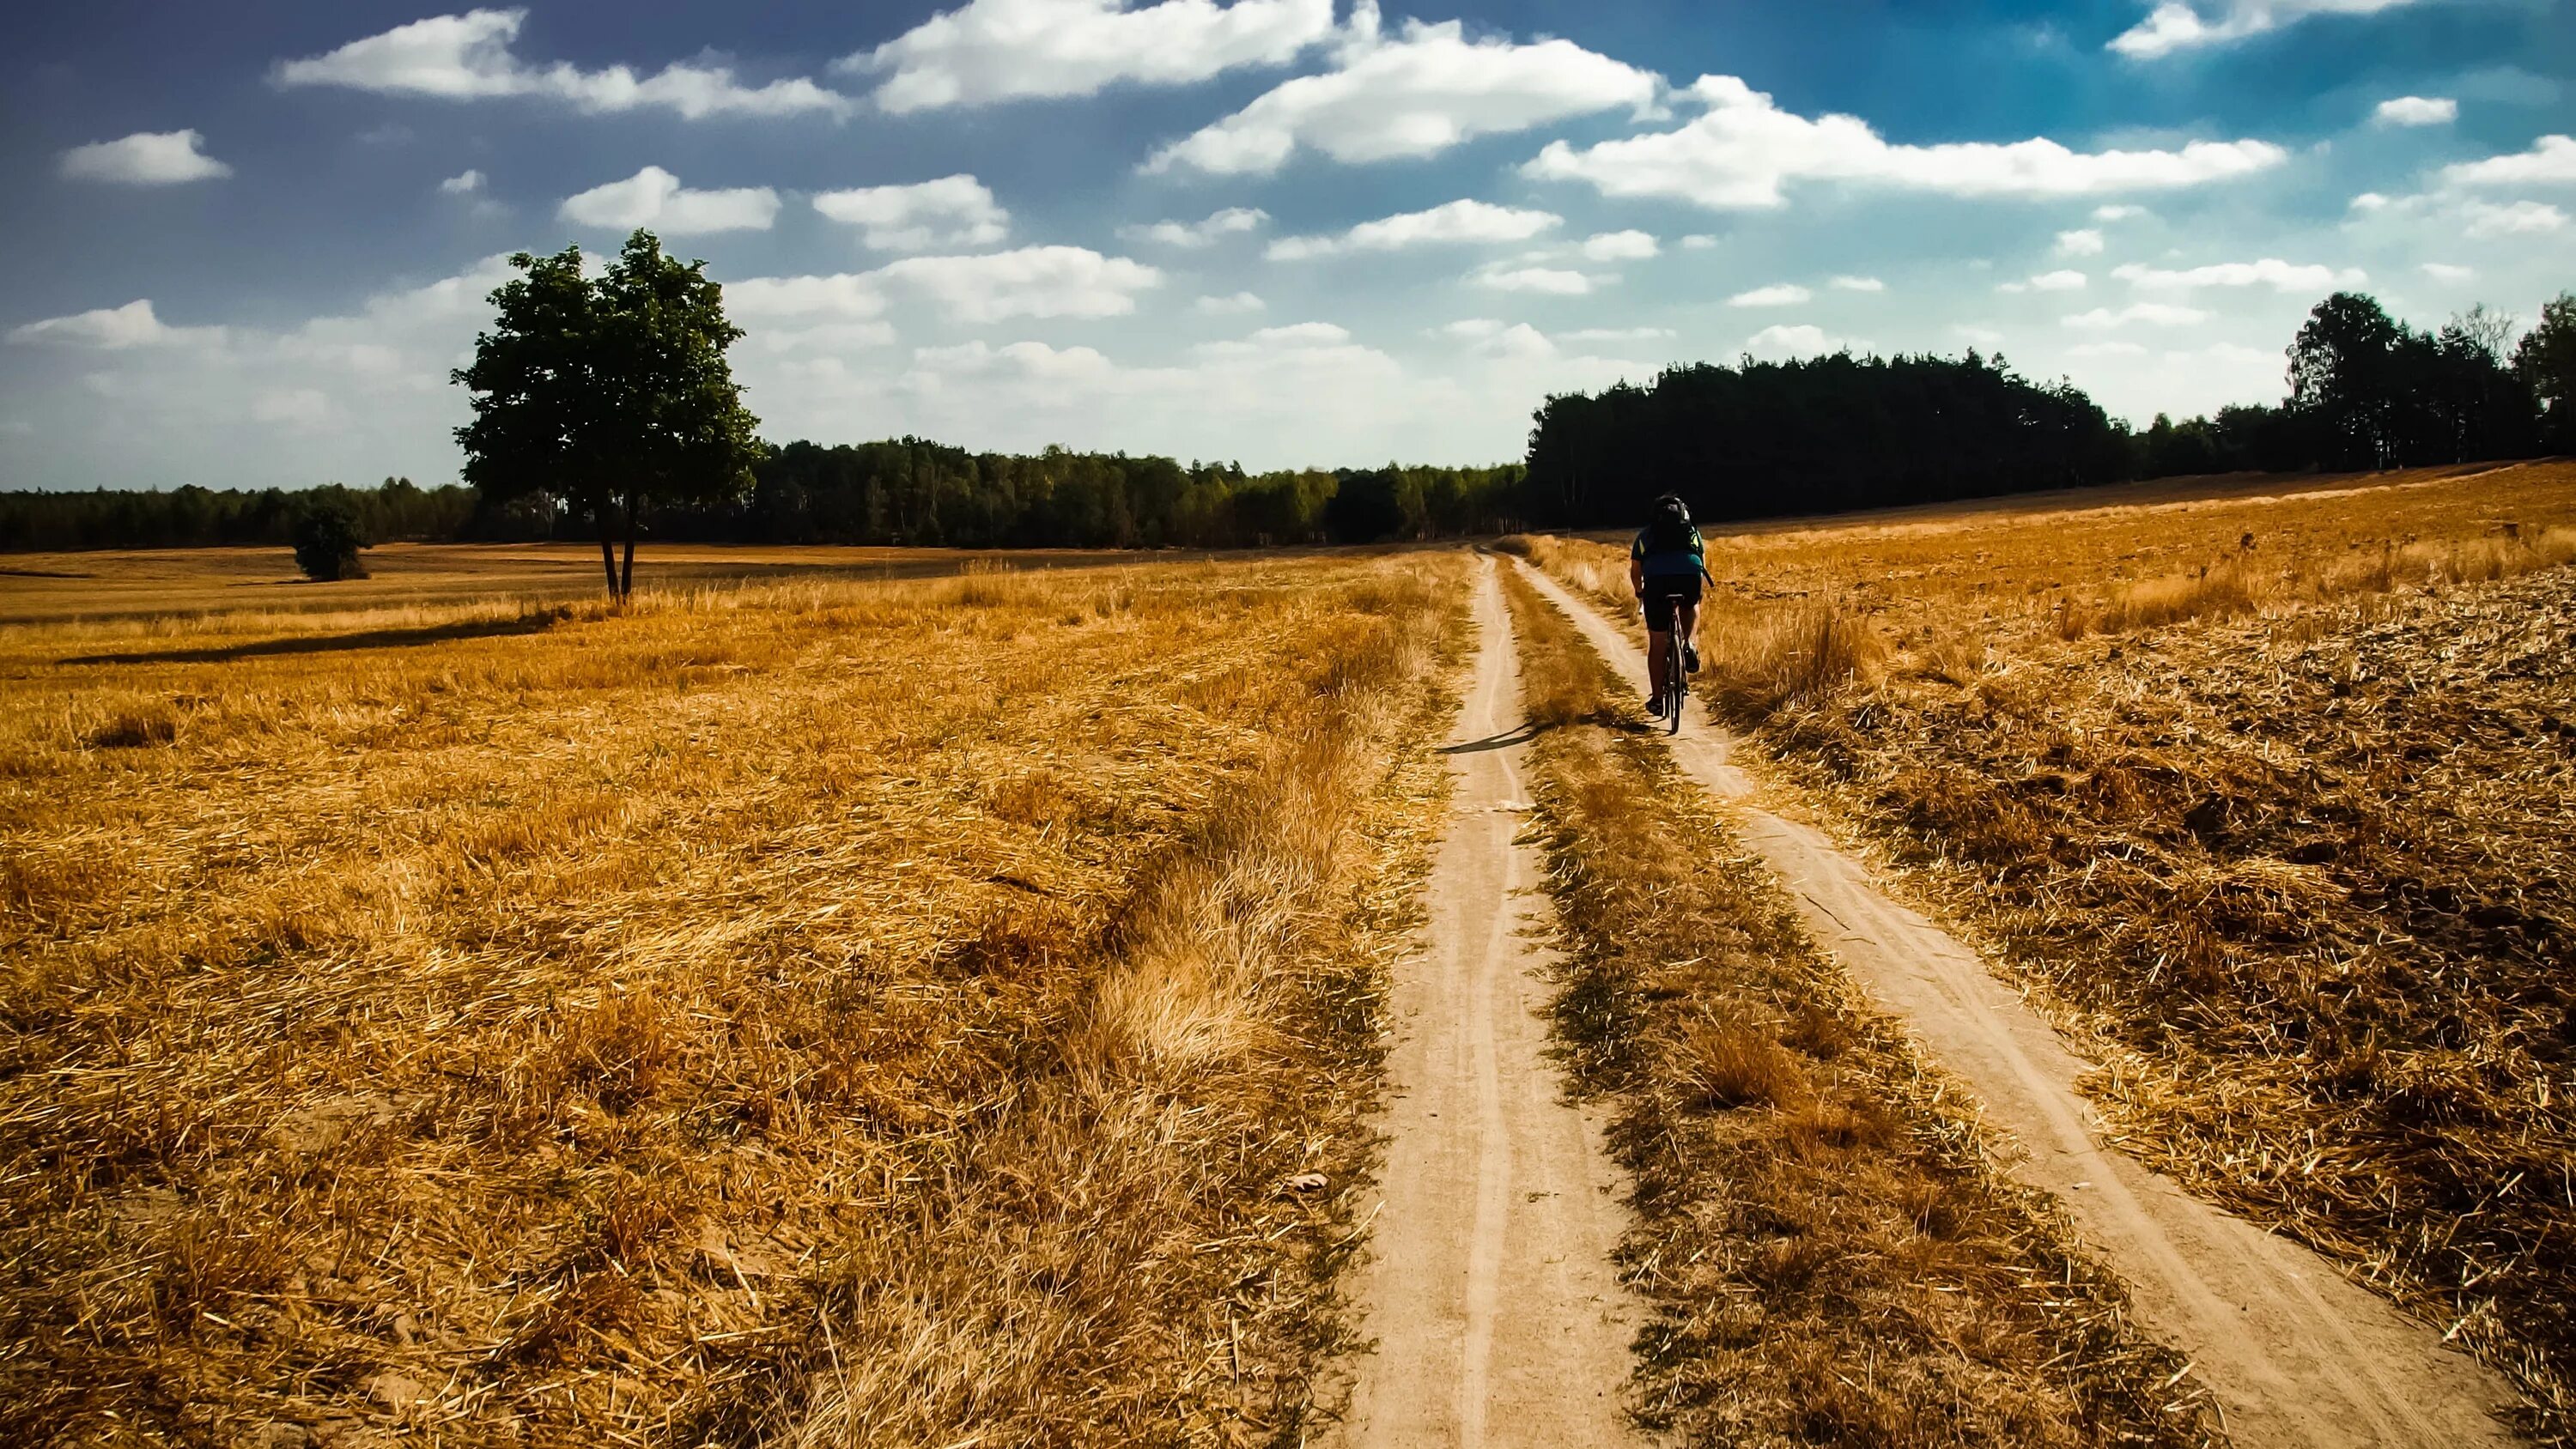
1652, 493, 1691, 524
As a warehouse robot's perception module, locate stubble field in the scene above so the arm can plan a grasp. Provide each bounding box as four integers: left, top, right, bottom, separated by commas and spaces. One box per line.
1, 551, 1469, 1446
1519, 458, 2576, 1437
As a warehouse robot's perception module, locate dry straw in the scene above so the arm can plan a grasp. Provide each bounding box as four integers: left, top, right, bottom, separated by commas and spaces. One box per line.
2, 553, 1472, 1445
1523, 459, 2576, 1439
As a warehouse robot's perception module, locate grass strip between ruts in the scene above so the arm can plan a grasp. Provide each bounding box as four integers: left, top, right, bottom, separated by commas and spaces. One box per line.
1496, 561, 2216, 1449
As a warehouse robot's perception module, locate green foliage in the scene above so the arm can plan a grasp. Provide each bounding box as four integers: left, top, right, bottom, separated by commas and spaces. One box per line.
2515, 293, 2576, 452
452, 230, 760, 596
2284, 291, 2537, 470
0, 477, 474, 553
290, 495, 368, 581
706, 441, 1524, 549
1524, 350, 2128, 527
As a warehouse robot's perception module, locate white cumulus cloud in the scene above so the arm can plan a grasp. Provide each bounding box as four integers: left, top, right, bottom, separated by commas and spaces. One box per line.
2107, 0, 2429, 60
2421, 262, 2475, 282
2111, 258, 2365, 291
2459, 199, 2567, 236
7, 299, 228, 349
2093, 203, 2148, 221
1473, 265, 1599, 295
2016, 270, 2089, 291
1268, 199, 1560, 259
275, 9, 848, 118
1525, 75, 2283, 209
439, 168, 486, 194
1578, 230, 1660, 261
1828, 275, 1885, 291
1560, 325, 1676, 343
2440, 135, 2576, 187
2063, 302, 2212, 329
733, 250, 1166, 328
1149, 1, 1656, 174
560, 167, 780, 234
846, 0, 1333, 112
2056, 227, 2105, 256
1728, 283, 1812, 307
1194, 290, 1267, 314
813, 175, 1008, 251
58, 130, 232, 184
1744, 324, 1841, 357
2373, 95, 2457, 126
1122, 207, 1270, 247
883, 246, 1164, 323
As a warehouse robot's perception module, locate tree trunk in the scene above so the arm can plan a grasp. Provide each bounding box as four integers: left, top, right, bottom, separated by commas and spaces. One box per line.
619, 492, 640, 600
596, 500, 621, 600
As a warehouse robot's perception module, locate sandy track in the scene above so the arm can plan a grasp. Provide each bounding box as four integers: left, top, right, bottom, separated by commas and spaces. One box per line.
1515, 559, 2521, 1448
1329, 561, 1650, 1448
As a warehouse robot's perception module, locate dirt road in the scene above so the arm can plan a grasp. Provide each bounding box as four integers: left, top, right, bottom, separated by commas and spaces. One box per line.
1329, 561, 1650, 1448
1515, 560, 2521, 1449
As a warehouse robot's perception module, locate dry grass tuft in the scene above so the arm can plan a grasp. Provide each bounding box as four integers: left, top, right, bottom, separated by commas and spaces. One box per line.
1496, 563, 2212, 1448
0, 551, 1472, 1445
1522, 459, 2576, 1438
1706, 602, 1886, 717
1676, 1016, 1813, 1111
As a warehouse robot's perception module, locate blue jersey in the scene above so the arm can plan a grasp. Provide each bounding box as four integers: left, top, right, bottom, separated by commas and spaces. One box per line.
1631, 522, 1704, 580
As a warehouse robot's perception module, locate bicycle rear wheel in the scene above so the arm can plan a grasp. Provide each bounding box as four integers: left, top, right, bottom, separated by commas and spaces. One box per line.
1663, 632, 1686, 734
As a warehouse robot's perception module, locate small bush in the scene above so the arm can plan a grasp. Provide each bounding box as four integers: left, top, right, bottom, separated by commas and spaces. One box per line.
292, 498, 368, 581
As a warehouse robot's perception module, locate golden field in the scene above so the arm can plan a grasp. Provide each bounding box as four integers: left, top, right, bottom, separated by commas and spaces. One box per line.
1497, 564, 2210, 1448
0, 542, 1163, 627
1517, 458, 2576, 1437
0, 552, 1470, 1446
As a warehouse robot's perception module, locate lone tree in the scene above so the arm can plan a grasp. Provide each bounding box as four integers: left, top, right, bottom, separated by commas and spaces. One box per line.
291, 494, 368, 581
453, 230, 761, 600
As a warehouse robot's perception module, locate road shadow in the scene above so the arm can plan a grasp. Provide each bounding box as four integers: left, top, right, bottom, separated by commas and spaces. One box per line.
63, 609, 572, 666
1443, 706, 1654, 754
1442, 721, 1546, 755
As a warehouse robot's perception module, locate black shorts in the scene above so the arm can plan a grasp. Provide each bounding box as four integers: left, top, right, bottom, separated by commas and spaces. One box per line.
1640, 577, 1701, 634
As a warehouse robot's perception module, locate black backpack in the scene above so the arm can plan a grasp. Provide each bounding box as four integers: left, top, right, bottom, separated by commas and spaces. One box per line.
1643, 506, 1694, 555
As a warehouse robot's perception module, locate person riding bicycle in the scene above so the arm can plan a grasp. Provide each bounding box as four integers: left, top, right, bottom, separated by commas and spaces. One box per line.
1629, 493, 1705, 718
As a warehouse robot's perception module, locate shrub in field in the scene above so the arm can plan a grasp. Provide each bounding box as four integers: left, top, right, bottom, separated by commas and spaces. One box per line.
290, 496, 368, 581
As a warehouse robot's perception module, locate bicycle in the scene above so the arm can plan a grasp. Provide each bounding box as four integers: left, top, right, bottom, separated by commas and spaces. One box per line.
1659, 625, 1687, 734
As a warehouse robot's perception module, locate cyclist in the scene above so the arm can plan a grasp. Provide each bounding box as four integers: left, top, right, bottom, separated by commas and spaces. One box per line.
1629, 494, 1705, 718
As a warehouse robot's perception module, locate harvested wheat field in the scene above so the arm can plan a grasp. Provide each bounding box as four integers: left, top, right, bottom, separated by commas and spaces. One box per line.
1517, 458, 2576, 1440
0, 543, 1164, 627
1493, 561, 2214, 1447
0, 553, 1472, 1446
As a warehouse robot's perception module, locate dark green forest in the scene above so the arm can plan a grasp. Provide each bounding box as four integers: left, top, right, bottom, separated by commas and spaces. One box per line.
7, 288, 2570, 554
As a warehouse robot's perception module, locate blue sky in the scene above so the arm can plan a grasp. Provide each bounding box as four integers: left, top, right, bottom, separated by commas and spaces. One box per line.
3, 0, 2570, 490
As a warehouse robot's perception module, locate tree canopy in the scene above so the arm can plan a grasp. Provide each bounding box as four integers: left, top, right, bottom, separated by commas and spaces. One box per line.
453, 230, 760, 598
1523, 350, 2129, 527
2515, 293, 2576, 452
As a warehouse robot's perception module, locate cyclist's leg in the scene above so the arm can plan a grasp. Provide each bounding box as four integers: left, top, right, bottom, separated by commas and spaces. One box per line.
1641, 585, 1674, 706
1677, 596, 1700, 671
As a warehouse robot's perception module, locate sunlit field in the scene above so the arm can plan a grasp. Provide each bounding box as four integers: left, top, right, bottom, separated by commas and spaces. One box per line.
0, 553, 1470, 1444
1516, 458, 2576, 1434
0, 542, 1170, 627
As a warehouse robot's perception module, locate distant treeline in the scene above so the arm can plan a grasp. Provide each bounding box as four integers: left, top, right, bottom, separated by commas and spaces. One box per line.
2133, 292, 2572, 477
0, 477, 477, 554
1, 452, 1526, 553
666, 440, 1528, 549
1528, 288, 2573, 526
9, 288, 2568, 555
1525, 351, 2127, 525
